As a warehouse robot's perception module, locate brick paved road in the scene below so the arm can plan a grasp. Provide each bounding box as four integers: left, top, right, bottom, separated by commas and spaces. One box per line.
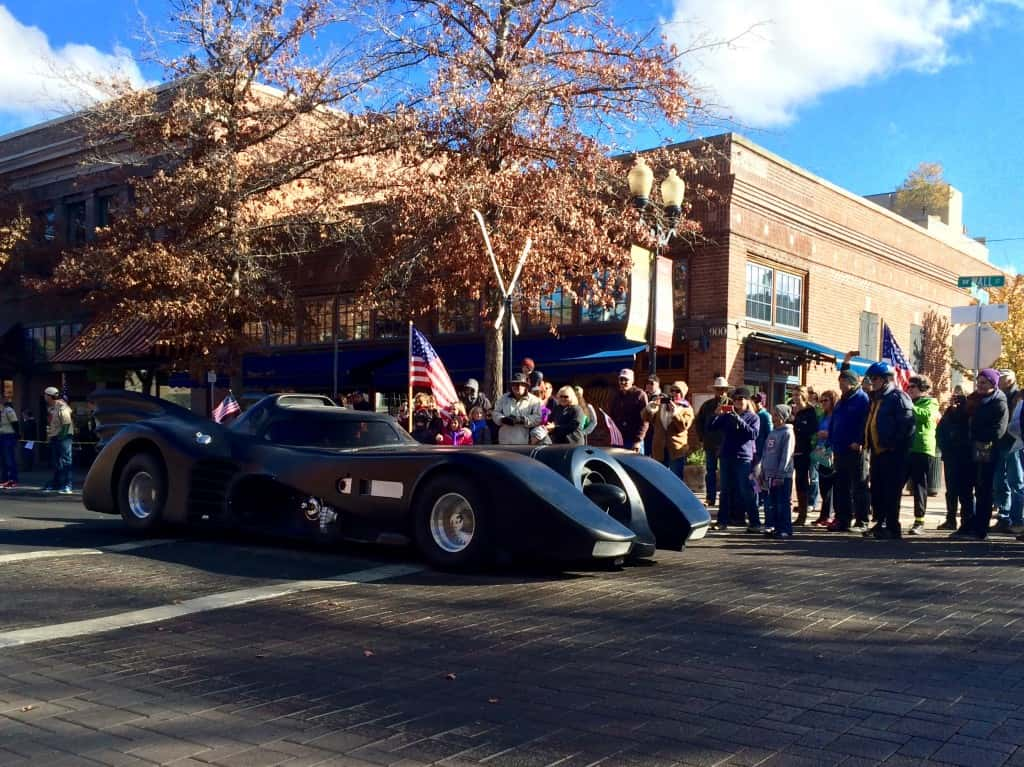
1, 494, 1023, 766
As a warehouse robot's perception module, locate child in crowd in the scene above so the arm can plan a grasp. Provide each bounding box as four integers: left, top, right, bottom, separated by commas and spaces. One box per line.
468, 406, 491, 445
762, 404, 796, 539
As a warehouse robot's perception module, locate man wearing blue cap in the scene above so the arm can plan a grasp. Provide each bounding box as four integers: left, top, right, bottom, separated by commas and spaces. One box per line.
863, 362, 914, 539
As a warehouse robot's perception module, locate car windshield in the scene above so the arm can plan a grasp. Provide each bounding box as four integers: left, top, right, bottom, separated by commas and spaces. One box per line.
263, 413, 415, 448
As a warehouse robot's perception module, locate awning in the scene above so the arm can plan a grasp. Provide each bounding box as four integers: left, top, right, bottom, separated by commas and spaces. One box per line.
746, 332, 874, 376
372, 333, 647, 390
50, 319, 167, 364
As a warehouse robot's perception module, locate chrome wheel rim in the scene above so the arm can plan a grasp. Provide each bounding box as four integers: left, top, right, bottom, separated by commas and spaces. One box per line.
429, 492, 476, 553
127, 471, 157, 520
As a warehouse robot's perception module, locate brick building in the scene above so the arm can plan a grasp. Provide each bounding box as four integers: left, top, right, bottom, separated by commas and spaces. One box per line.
0, 122, 998, 419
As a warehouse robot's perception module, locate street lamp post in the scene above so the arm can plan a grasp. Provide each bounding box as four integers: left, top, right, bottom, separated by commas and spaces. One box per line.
627, 157, 685, 379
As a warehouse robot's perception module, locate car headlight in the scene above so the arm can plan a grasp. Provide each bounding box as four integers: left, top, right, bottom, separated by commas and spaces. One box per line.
592, 540, 633, 558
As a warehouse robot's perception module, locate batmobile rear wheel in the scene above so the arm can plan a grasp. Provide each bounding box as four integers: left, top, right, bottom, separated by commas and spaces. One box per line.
116, 453, 166, 533
414, 476, 489, 570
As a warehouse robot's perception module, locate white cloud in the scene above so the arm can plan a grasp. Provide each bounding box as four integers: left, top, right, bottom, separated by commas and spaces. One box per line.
0, 4, 148, 123
665, 0, 984, 127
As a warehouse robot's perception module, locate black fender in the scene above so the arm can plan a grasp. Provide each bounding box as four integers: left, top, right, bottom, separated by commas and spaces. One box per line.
605, 449, 711, 549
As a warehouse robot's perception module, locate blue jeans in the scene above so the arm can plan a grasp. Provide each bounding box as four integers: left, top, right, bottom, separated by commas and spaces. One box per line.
993, 446, 1024, 526
808, 462, 820, 509
0, 433, 17, 482
50, 436, 72, 489
718, 456, 759, 528
767, 478, 793, 534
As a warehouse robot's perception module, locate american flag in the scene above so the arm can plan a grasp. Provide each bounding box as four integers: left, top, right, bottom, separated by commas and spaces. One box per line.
882, 323, 914, 391
600, 408, 624, 447
410, 327, 458, 410
212, 392, 241, 423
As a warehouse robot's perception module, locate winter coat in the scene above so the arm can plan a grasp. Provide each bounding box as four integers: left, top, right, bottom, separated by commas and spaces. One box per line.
829, 388, 869, 455
492, 393, 543, 445
642, 399, 694, 461
550, 405, 586, 445
998, 386, 1022, 449
711, 409, 760, 462
937, 403, 971, 458
609, 386, 649, 448
792, 406, 819, 455
754, 407, 772, 465
971, 389, 1008, 445
864, 383, 914, 455
762, 425, 795, 480
695, 394, 730, 453
469, 419, 491, 445
910, 396, 939, 456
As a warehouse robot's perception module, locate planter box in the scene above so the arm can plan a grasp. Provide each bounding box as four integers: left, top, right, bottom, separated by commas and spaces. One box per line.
683, 464, 705, 497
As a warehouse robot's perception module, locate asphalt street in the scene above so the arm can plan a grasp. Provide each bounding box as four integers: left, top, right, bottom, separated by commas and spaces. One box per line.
2, 493, 1024, 767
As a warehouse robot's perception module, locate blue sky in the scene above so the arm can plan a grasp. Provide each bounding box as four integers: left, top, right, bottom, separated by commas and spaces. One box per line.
0, 0, 1021, 272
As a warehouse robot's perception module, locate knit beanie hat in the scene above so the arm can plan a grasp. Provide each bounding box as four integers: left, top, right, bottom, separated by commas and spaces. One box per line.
979, 368, 1001, 388
773, 404, 792, 421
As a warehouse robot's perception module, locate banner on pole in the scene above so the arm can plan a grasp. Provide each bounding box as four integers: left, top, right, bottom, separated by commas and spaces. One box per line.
625, 245, 651, 343
655, 256, 674, 350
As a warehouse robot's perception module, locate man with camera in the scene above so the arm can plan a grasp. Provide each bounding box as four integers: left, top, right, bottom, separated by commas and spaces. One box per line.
709, 387, 761, 532
493, 373, 543, 445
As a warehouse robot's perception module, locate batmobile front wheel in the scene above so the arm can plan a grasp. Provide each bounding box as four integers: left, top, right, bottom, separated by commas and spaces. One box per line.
116, 453, 167, 533
414, 476, 490, 570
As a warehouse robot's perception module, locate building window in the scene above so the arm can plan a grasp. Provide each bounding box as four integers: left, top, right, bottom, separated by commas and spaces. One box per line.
673, 258, 689, 323
745, 263, 773, 323
745, 261, 804, 330
267, 323, 296, 346
859, 311, 880, 359
97, 195, 116, 228
57, 323, 82, 350
581, 271, 627, 324
537, 288, 573, 327
774, 271, 802, 329
375, 313, 404, 339
37, 209, 56, 242
66, 201, 87, 245
438, 298, 478, 335
243, 321, 266, 345
301, 298, 334, 344
337, 297, 371, 341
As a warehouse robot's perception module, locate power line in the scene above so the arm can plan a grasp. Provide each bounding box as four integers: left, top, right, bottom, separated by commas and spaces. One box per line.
985, 237, 1024, 243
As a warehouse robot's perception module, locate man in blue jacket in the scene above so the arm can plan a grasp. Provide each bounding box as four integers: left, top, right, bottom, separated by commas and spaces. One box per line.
710, 387, 761, 532
829, 368, 871, 532
863, 362, 915, 539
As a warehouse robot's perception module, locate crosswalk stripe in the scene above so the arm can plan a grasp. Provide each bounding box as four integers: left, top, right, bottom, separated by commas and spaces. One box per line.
0, 563, 424, 648
0, 539, 178, 564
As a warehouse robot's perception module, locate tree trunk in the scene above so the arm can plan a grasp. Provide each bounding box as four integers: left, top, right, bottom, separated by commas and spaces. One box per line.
483, 323, 504, 405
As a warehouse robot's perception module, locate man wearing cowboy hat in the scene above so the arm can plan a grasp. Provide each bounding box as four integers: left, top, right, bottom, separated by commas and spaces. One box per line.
492, 373, 542, 445
695, 375, 732, 507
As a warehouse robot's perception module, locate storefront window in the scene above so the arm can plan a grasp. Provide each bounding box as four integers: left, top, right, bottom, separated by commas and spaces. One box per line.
581, 271, 627, 324
338, 297, 371, 342
302, 298, 335, 344
267, 323, 296, 346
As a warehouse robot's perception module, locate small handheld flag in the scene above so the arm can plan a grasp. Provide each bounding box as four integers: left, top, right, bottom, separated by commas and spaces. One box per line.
212, 392, 241, 423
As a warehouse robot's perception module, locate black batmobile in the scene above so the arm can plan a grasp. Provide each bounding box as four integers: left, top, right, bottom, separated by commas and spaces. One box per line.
82, 391, 710, 569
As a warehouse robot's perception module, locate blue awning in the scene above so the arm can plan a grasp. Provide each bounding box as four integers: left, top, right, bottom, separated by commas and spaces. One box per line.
372, 332, 646, 390
746, 332, 874, 376
242, 347, 402, 390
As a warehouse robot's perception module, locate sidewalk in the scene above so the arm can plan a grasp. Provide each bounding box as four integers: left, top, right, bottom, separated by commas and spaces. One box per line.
1, 468, 87, 497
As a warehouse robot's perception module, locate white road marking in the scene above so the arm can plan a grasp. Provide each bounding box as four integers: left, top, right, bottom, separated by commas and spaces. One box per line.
0, 563, 424, 649
0, 539, 178, 564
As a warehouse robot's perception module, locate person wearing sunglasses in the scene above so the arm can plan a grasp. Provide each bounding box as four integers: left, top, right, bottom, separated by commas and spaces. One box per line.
642, 380, 693, 479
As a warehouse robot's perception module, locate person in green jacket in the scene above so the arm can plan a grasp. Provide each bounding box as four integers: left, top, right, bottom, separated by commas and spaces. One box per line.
907, 374, 939, 534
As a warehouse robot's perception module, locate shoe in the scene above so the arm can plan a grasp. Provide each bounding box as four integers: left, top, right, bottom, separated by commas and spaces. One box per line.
58, 486, 73, 495
851, 522, 867, 532
710, 523, 728, 531
0, 480, 10, 488
873, 527, 901, 540
762, 528, 775, 537
1011, 524, 1024, 534
772, 531, 792, 539
907, 523, 925, 536
826, 521, 850, 532
3, 482, 15, 489
794, 513, 808, 527
812, 517, 830, 527
937, 520, 957, 531
991, 519, 1012, 534
862, 524, 881, 538
745, 525, 764, 533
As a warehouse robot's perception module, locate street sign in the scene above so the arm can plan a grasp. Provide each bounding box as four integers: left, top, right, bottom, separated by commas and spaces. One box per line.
951, 303, 1009, 325
206, 371, 217, 384
953, 325, 1002, 370
958, 275, 1006, 289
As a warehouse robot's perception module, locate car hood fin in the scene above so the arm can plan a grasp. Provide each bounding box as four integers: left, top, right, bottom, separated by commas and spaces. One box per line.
90, 389, 225, 443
